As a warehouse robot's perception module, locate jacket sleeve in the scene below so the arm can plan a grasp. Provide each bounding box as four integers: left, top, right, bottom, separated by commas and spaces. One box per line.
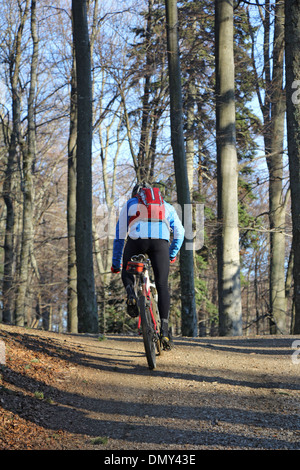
112, 202, 129, 268
168, 204, 185, 259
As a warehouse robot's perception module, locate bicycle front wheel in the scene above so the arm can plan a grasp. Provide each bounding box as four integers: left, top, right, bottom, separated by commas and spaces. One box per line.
139, 295, 156, 370
150, 291, 161, 356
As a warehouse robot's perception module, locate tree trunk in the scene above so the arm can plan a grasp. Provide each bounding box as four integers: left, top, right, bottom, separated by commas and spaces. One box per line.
165, 0, 197, 336
186, 81, 197, 193
137, 0, 153, 182
72, 0, 98, 334
285, 0, 300, 334
249, 2, 287, 333
266, 1, 286, 334
2, 156, 15, 324
67, 50, 78, 333
215, 0, 242, 336
2, 0, 29, 324
15, 0, 37, 326
135, 0, 168, 183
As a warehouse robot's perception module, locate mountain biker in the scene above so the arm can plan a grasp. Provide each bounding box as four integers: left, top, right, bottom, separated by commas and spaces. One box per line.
111, 182, 184, 350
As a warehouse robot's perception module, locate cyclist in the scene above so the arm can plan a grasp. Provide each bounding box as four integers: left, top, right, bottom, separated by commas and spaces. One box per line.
111, 182, 184, 350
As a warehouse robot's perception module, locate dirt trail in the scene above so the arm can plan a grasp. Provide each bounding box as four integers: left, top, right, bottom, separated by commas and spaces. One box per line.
0, 323, 299, 451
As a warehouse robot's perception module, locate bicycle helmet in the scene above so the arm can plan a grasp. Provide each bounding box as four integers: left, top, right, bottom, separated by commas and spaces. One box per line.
131, 181, 152, 198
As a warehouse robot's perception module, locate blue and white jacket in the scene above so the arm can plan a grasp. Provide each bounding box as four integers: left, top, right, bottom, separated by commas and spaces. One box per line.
112, 197, 185, 269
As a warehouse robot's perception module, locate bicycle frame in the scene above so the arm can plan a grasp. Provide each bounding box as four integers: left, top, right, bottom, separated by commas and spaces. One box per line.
136, 266, 158, 332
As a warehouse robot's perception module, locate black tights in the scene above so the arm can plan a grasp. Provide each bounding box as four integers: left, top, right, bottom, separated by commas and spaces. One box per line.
121, 238, 170, 321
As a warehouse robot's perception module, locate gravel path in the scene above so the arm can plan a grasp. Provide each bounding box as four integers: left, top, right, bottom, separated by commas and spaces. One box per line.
0, 324, 299, 451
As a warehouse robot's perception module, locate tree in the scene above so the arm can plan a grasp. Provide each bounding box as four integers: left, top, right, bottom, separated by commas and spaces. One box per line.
2, 0, 29, 324
67, 49, 78, 333
215, 0, 242, 336
285, 0, 300, 334
72, 0, 98, 333
123, 0, 169, 184
266, 1, 287, 334
165, 0, 197, 336
135, 0, 169, 182
248, 1, 287, 334
15, 0, 38, 326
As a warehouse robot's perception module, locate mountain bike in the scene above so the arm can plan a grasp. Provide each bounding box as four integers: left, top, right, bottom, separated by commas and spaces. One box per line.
126, 254, 161, 370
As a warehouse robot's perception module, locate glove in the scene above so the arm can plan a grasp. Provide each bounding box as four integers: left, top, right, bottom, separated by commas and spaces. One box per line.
170, 257, 176, 264
111, 265, 121, 273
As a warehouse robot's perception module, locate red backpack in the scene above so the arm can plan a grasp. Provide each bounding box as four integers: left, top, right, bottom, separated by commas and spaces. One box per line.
129, 187, 166, 225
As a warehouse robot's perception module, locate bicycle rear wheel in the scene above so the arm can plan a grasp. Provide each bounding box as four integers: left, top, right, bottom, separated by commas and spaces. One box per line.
139, 295, 156, 370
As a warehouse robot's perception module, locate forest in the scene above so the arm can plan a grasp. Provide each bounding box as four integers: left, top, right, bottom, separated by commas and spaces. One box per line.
0, 0, 299, 338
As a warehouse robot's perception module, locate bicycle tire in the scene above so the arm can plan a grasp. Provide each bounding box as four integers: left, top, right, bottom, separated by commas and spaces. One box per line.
139, 294, 156, 370
149, 291, 161, 355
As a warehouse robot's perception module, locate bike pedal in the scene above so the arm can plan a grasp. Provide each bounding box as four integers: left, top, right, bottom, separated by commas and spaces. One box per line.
161, 336, 173, 351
